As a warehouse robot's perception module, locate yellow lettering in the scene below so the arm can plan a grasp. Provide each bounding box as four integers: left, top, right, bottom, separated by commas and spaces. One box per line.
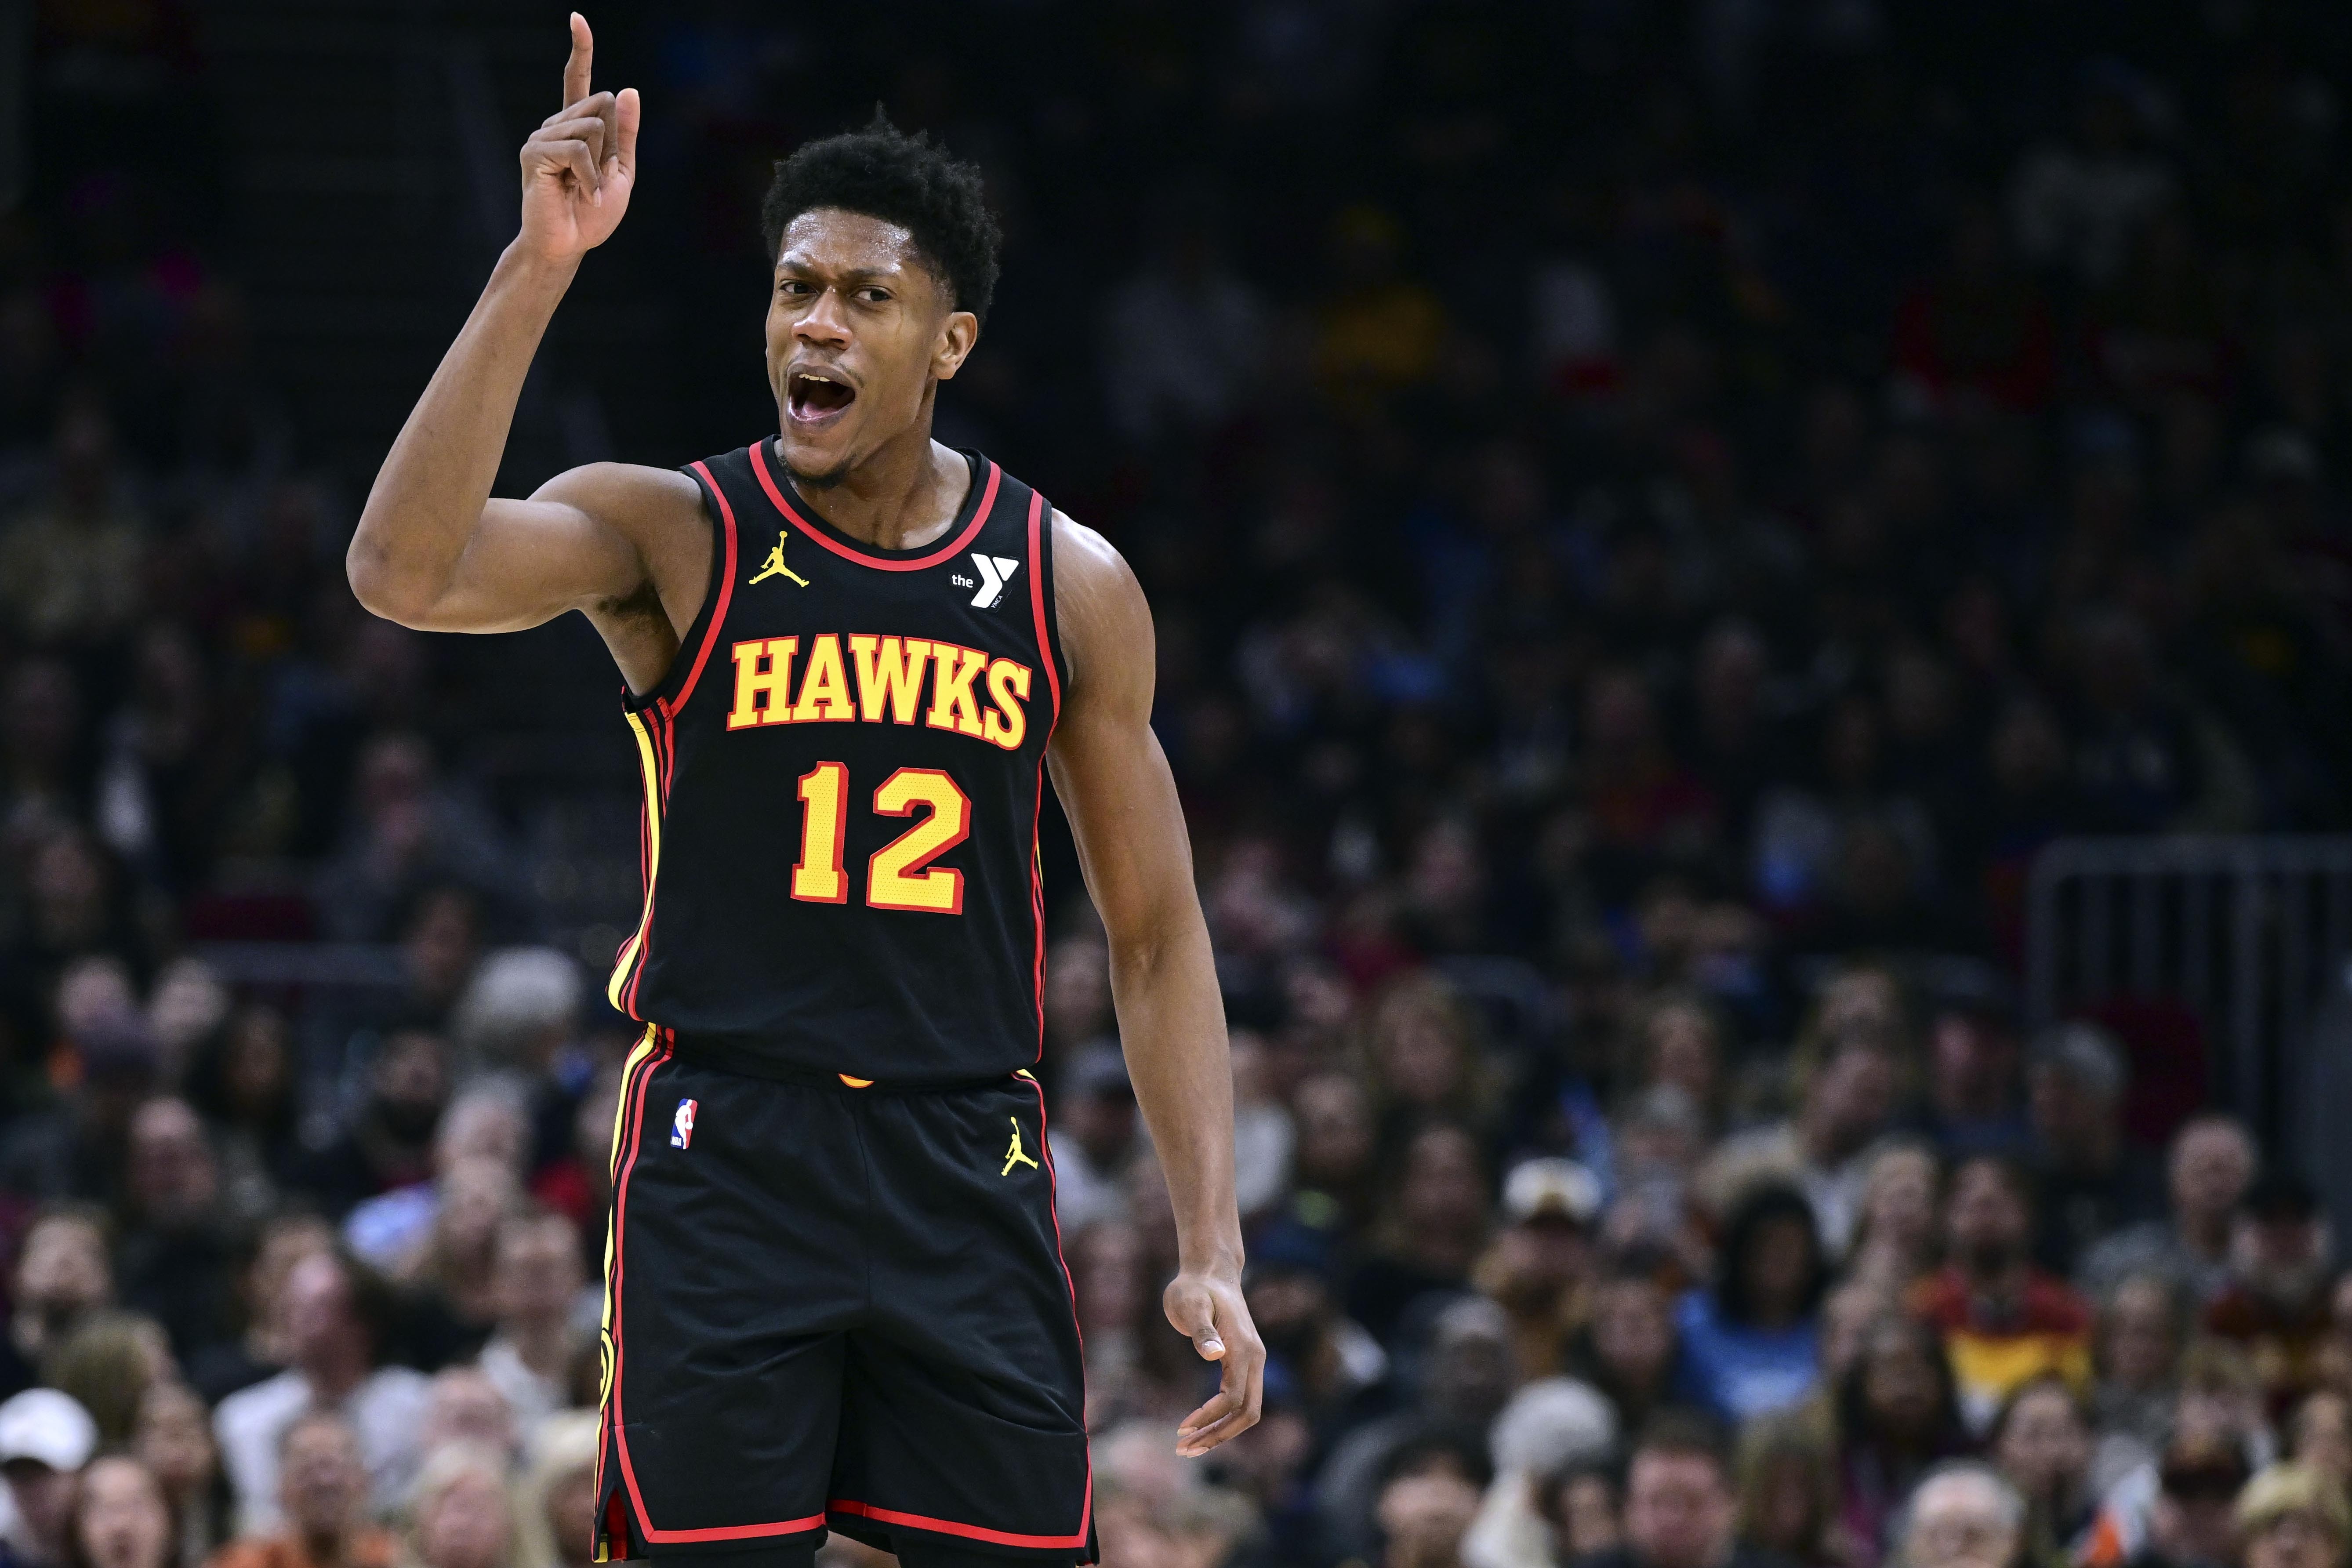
926, 643, 989, 738
851, 634, 934, 726
791, 634, 856, 722
726, 637, 798, 729
981, 658, 1031, 751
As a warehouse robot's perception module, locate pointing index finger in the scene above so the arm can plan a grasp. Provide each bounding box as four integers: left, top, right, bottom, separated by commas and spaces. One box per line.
563, 13, 593, 109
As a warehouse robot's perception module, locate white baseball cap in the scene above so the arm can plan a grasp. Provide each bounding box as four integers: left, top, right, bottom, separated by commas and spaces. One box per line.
0, 1389, 97, 1473
1502, 1158, 1603, 1227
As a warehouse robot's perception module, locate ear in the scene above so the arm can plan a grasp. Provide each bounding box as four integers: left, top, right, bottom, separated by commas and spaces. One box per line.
931, 309, 980, 381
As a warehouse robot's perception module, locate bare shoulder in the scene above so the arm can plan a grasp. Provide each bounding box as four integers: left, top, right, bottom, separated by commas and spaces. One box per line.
1051, 508, 1151, 702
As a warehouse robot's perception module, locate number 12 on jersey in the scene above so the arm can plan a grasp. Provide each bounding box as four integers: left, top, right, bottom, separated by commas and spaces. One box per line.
791, 762, 971, 914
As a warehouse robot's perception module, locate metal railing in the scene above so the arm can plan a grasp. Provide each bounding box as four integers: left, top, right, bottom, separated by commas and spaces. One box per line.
2026, 835, 2352, 1147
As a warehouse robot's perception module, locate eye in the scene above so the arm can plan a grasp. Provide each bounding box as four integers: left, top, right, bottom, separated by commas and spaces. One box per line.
856, 287, 891, 304
777, 279, 812, 296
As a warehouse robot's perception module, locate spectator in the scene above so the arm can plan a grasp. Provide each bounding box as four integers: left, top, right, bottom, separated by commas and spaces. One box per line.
0, 1389, 98, 1568
1988, 1376, 2100, 1568
1900, 1463, 2028, 1568
1350, 1122, 1492, 1347
2026, 1027, 2162, 1278
520, 1412, 599, 1568
1918, 987, 2032, 1165
1533, 1458, 1623, 1564
1043, 1047, 1138, 1236
291, 1031, 450, 1223
184, 1213, 334, 1406
1474, 1160, 1603, 1382
1911, 1157, 2094, 1431
1565, 1252, 1690, 1438
1846, 1139, 1942, 1297
212, 1251, 428, 1534
204, 1412, 396, 1568
2203, 1173, 2335, 1418
181, 1007, 304, 1214
2235, 1465, 2351, 1568
1568, 1415, 1789, 1568
2080, 1120, 2255, 1307
401, 1443, 523, 1568
2115, 1437, 2248, 1568
114, 1099, 239, 1361
345, 1084, 527, 1273
41, 1311, 170, 1446
1700, 1032, 1899, 1256
1461, 1379, 1615, 1568
1241, 1238, 1386, 1440
67, 1455, 173, 1568
1318, 1297, 1517, 1563
390, 1155, 526, 1356
2293, 1393, 2352, 1490
1377, 1462, 1483, 1568
473, 1212, 583, 1430
416, 1367, 515, 1466
0, 1210, 115, 1399
131, 1381, 229, 1568
1675, 1185, 1826, 1425
1733, 1417, 1843, 1568
2091, 1275, 2185, 1484
1836, 1315, 1970, 1568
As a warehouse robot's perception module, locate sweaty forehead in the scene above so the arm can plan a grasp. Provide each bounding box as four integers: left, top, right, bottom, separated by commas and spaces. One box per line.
775, 208, 935, 289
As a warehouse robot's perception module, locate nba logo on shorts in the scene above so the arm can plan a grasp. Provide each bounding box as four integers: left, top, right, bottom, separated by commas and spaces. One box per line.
670, 1098, 698, 1150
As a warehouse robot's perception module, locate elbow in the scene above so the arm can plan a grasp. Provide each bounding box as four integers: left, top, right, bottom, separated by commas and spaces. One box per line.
344, 530, 431, 626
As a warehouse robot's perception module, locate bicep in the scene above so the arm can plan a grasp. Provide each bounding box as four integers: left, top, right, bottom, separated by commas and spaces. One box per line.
1046, 517, 1198, 943
388, 463, 697, 634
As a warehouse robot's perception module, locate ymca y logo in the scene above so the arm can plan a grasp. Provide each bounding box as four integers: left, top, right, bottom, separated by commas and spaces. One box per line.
670, 1098, 698, 1149
749, 530, 810, 588
966, 552, 1021, 610
1000, 1116, 1039, 1176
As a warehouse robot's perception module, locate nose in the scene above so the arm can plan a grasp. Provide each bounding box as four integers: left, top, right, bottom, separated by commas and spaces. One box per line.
795, 286, 852, 348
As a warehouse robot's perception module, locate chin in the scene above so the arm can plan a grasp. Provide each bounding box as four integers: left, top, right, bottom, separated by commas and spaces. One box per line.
777, 434, 857, 490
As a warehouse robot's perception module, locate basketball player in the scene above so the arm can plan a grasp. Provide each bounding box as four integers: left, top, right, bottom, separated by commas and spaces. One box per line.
345, 17, 1262, 1567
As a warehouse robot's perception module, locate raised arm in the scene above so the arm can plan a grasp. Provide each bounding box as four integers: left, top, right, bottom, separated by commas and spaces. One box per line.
345, 16, 703, 678
1045, 513, 1264, 1455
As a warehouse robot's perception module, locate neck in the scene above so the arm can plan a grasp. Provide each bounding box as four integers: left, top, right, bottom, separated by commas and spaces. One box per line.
2183, 1211, 2230, 1258
782, 417, 965, 552
505, 1317, 572, 1375
299, 1524, 347, 1568
303, 1348, 368, 1403
1964, 1255, 2026, 1300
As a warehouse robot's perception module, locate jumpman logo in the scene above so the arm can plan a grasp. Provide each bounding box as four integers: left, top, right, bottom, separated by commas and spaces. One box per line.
1000, 1117, 1039, 1176
748, 529, 810, 587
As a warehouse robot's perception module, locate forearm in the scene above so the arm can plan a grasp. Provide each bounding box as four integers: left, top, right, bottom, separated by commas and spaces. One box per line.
347, 246, 578, 619
1111, 912, 1242, 1276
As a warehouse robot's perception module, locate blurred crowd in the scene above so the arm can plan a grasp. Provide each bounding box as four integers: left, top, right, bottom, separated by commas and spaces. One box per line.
11, 2, 2352, 1568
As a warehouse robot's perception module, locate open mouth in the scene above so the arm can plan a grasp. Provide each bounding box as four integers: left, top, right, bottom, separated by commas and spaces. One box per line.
787, 369, 857, 424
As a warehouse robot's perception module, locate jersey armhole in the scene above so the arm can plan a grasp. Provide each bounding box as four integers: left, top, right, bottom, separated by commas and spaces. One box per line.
623, 459, 740, 716
1029, 492, 1072, 730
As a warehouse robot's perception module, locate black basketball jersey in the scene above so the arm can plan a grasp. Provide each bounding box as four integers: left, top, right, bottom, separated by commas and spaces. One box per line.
605, 438, 1068, 1082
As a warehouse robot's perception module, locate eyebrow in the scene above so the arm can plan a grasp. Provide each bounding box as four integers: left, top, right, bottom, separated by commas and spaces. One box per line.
774, 261, 900, 283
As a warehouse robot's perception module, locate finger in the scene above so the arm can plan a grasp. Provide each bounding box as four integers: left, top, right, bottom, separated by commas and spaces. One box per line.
563, 12, 593, 109
544, 90, 613, 130
543, 139, 601, 203
612, 86, 641, 177
1176, 1387, 1243, 1452
1164, 1288, 1225, 1361
597, 91, 621, 179
541, 113, 606, 163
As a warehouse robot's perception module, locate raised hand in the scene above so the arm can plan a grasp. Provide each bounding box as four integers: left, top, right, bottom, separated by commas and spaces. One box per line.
518, 13, 640, 265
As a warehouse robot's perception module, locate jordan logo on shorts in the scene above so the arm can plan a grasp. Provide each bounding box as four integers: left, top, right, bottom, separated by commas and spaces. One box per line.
671, 1098, 698, 1149
1001, 1116, 1038, 1175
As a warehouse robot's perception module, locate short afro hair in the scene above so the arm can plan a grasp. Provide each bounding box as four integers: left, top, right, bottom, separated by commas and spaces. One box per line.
761, 113, 1002, 325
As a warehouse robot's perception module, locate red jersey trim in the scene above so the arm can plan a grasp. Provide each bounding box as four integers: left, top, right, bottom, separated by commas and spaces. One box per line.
669, 462, 740, 717
748, 439, 1001, 571
826, 1495, 1092, 1552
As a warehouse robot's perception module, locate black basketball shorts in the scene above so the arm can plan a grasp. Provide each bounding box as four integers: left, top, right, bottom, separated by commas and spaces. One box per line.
592, 1029, 1096, 1564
